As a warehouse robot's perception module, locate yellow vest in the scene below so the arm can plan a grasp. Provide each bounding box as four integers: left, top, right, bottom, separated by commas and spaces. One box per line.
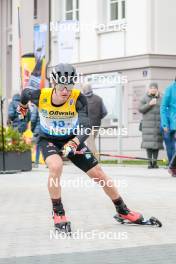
38, 88, 80, 137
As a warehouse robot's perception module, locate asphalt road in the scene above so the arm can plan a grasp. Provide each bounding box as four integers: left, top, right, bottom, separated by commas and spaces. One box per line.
0, 164, 175, 263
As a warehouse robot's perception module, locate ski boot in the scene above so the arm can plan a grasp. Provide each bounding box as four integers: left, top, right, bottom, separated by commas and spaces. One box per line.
114, 209, 144, 224
114, 209, 162, 227
148, 161, 153, 169
53, 211, 71, 235
153, 161, 159, 169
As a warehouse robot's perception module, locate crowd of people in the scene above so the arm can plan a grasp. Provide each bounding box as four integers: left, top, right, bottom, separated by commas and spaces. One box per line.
7, 75, 176, 176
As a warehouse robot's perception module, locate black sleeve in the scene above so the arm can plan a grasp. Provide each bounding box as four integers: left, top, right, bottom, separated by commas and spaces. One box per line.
20, 88, 41, 106
76, 93, 91, 144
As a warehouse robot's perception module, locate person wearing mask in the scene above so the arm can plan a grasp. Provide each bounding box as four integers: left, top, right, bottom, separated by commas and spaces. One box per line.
139, 83, 163, 168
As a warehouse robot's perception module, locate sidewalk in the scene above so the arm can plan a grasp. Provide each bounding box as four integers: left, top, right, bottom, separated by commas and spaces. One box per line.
0, 164, 176, 264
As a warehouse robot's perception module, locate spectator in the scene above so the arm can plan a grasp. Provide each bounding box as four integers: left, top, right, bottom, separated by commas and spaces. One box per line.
30, 103, 40, 168
139, 83, 163, 168
160, 80, 176, 172
8, 93, 31, 133
82, 83, 107, 155
160, 109, 173, 163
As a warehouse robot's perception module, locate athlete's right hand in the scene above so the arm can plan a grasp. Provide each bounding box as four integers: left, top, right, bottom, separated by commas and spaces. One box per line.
16, 104, 28, 119
61, 140, 78, 158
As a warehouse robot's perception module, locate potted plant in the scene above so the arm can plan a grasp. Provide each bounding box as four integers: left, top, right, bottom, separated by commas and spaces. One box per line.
0, 126, 32, 171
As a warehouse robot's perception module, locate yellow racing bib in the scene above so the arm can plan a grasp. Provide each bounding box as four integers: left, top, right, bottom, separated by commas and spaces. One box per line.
38, 88, 80, 137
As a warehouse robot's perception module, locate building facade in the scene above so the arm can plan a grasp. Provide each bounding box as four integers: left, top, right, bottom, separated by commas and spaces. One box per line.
50, 0, 176, 156
0, 0, 49, 121
1, 0, 176, 156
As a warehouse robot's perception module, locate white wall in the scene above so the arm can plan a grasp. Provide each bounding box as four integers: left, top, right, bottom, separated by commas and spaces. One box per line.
153, 0, 176, 55
79, 0, 99, 61
78, 0, 150, 61
125, 0, 149, 56
52, 0, 176, 63
12, 0, 21, 94
20, 0, 33, 55
99, 31, 125, 59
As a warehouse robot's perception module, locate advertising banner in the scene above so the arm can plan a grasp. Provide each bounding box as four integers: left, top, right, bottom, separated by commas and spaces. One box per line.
26, 24, 47, 90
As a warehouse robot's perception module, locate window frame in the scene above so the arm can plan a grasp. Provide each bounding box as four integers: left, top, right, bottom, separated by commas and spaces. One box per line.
34, 0, 38, 19
107, 0, 126, 23
63, 0, 79, 21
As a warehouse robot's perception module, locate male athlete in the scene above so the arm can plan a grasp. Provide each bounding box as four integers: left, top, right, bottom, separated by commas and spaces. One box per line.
18, 63, 143, 231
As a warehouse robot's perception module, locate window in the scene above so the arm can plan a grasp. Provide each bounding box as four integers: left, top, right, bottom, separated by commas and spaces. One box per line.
121, 0, 125, 19
34, 0, 37, 19
65, 0, 79, 21
109, 0, 126, 22
110, 0, 119, 21
7, 0, 12, 26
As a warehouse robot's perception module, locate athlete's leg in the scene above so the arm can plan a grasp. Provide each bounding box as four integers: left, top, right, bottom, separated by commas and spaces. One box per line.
45, 154, 63, 200
86, 164, 143, 223
86, 164, 119, 200
70, 144, 143, 223
45, 154, 70, 230
39, 137, 66, 217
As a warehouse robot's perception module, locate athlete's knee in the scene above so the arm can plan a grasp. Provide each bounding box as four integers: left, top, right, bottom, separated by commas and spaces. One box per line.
48, 162, 63, 176
88, 165, 105, 182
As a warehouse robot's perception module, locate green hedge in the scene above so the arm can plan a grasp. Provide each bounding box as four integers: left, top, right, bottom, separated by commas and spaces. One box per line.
0, 126, 32, 152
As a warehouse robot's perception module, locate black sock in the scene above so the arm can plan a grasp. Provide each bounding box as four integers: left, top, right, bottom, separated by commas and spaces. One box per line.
113, 197, 129, 215
52, 198, 65, 215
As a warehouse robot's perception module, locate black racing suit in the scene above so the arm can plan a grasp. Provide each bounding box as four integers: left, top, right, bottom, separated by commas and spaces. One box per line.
20, 88, 98, 172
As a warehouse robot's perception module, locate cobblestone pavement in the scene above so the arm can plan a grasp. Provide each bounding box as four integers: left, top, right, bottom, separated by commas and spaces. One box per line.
0, 164, 175, 263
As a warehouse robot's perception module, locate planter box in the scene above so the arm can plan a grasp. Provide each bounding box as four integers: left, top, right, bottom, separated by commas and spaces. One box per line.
20, 150, 32, 171
0, 150, 32, 172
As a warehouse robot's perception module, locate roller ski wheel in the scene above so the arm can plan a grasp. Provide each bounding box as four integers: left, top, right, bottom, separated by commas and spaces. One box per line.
53, 212, 72, 235
114, 214, 162, 227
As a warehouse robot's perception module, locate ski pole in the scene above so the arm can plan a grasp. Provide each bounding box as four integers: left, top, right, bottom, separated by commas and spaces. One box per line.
74, 151, 167, 163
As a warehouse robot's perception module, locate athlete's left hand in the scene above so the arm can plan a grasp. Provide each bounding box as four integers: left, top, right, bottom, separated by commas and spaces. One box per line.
61, 140, 78, 158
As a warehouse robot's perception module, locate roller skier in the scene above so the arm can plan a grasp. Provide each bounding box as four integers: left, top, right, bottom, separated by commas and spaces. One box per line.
17, 63, 162, 233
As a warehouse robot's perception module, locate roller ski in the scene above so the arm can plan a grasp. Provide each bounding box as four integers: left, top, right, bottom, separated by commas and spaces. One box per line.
113, 210, 162, 227
53, 211, 72, 235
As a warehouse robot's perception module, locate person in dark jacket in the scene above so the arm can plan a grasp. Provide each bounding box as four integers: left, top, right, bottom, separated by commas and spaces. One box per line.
8, 93, 31, 133
82, 83, 107, 155
138, 83, 163, 168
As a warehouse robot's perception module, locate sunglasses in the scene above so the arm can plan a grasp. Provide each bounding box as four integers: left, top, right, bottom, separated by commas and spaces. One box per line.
55, 83, 74, 91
